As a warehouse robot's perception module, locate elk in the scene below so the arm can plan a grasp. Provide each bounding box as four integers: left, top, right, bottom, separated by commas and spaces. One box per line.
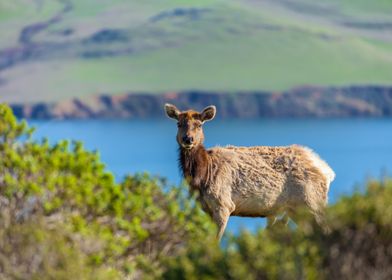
164, 104, 335, 240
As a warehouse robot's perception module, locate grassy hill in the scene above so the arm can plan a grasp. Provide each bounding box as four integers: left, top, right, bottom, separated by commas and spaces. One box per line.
0, 0, 392, 103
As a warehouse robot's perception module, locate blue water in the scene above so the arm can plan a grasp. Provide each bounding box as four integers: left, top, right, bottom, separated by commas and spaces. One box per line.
31, 119, 392, 232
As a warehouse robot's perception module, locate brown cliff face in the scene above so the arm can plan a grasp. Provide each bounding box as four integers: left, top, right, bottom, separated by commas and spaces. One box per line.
8, 85, 392, 119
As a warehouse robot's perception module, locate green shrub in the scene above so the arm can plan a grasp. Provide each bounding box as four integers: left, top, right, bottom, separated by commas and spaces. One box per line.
0, 103, 214, 279
163, 179, 392, 280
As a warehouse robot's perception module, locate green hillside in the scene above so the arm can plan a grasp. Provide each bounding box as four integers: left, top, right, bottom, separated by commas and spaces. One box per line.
0, 0, 392, 103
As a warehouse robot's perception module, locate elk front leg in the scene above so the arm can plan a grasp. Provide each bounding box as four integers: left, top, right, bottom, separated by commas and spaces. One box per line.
213, 208, 230, 241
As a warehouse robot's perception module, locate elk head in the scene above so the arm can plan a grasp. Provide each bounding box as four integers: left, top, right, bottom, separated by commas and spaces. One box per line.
164, 104, 216, 150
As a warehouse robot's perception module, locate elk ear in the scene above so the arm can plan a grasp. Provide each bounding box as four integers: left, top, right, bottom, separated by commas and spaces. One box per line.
200, 105, 216, 122
164, 103, 180, 120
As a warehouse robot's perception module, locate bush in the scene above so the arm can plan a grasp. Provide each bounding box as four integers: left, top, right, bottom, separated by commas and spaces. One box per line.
0, 104, 215, 279
163, 180, 392, 280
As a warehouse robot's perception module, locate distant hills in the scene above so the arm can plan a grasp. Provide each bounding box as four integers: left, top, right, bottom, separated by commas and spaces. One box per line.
1, 0, 392, 105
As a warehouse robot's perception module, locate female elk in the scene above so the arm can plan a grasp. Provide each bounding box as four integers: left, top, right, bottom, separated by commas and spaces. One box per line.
165, 104, 335, 240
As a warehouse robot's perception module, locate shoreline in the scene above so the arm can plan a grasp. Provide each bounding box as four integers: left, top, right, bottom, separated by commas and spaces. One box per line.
8, 85, 392, 119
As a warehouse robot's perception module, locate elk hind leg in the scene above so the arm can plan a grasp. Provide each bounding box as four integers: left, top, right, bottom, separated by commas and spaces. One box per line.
305, 197, 330, 234
266, 216, 277, 228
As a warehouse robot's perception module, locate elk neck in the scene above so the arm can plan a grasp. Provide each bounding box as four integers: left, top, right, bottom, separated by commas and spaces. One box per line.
178, 144, 211, 191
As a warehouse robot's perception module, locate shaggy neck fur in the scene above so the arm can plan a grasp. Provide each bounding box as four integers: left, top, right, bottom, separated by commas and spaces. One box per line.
179, 144, 211, 192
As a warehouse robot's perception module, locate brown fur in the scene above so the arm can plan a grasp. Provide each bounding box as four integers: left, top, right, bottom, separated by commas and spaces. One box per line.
165, 104, 335, 240
179, 145, 209, 193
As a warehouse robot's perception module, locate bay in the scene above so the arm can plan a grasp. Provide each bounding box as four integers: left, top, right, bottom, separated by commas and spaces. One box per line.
31, 118, 392, 232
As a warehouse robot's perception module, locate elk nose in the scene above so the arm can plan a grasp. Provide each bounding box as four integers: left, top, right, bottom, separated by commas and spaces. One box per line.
183, 136, 193, 144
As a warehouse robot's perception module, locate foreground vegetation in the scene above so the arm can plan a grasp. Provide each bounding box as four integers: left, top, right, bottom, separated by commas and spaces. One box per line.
0, 103, 391, 279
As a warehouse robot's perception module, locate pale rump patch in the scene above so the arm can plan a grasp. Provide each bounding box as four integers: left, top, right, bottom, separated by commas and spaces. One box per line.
302, 146, 336, 185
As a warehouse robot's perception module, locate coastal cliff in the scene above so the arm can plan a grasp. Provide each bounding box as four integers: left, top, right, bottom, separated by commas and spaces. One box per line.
9, 85, 392, 119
